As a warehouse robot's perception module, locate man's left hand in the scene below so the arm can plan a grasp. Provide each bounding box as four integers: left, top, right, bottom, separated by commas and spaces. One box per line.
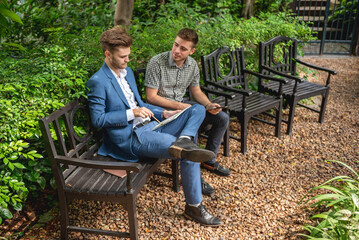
206, 103, 222, 115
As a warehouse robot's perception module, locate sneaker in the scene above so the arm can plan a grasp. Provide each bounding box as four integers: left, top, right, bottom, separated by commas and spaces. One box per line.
169, 138, 215, 163
184, 204, 223, 226
201, 177, 215, 196
201, 162, 231, 176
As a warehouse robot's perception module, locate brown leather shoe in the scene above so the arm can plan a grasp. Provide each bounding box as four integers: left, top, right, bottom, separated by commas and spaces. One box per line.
184, 204, 223, 226
169, 138, 215, 162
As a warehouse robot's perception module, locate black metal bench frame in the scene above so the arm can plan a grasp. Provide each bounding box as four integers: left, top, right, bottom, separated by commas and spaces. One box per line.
38, 98, 179, 240
201, 46, 287, 153
259, 36, 337, 135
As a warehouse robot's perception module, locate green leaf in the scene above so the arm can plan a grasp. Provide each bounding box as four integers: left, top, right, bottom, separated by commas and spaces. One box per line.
11, 202, 22, 211
0, 206, 13, 219
352, 193, 359, 209
0, 8, 23, 24
13, 163, 25, 169
37, 176, 46, 190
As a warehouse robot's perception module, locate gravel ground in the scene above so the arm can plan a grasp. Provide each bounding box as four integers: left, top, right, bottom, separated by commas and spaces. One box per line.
22, 56, 359, 239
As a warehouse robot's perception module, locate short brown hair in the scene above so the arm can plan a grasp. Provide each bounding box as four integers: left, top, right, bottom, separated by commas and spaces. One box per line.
177, 28, 198, 48
100, 26, 133, 54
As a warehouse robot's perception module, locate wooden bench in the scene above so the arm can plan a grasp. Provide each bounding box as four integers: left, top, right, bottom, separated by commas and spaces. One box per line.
38, 98, 179, 240
201, 46, 286, 153
259, 36, 337, 135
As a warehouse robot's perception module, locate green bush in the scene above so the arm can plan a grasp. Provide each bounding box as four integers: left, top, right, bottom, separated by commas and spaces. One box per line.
300, 160, 359, 239
0, 0, 314, 225
0, 45, 88, 224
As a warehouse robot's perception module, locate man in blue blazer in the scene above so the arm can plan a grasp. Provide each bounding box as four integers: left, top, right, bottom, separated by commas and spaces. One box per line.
86, 27, 223, 226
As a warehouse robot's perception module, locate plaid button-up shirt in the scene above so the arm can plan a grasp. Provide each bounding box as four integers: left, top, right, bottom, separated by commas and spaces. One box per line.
145, 51, 200, 102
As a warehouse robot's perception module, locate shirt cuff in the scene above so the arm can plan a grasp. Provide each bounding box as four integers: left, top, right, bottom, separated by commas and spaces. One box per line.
126, 109, 135, 122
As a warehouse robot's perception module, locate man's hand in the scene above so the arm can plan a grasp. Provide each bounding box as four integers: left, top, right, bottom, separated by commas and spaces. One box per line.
163, 109, 182, 119
206, 102, 222, 115
133, 107, 154, 119
178, 102, 192, 110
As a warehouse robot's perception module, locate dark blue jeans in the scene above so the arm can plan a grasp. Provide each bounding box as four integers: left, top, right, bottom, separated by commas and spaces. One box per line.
184, 101, 229, 164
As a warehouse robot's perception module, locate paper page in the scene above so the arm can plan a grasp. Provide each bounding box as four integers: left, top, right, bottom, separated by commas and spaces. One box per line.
152, 106, 191, 131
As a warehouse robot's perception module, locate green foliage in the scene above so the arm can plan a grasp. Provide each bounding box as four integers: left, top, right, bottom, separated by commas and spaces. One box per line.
0, 45, 88, 222
300, 160, 359, 239
0, 0, 23, 50
0, 0, 315, 225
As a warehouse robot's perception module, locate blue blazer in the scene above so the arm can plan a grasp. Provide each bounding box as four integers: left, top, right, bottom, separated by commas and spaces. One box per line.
86, 63, 164, 162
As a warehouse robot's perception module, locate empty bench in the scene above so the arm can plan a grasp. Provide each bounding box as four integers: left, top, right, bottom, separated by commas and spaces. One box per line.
38, 98, 179, 240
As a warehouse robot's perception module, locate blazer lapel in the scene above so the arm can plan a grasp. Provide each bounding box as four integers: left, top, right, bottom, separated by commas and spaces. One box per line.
102, 63, 130, 108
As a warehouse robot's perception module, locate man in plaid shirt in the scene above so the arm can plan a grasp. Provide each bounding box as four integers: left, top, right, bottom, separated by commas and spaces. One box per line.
145, 28, 231, 196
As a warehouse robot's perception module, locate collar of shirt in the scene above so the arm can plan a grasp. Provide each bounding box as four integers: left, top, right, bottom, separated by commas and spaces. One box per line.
168, 51, 191, 68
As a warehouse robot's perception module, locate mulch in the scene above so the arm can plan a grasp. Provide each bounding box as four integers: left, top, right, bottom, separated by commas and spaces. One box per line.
3, 56, 359, 239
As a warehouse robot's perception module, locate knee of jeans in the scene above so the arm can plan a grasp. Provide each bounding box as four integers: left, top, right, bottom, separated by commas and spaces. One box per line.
219, 111, 230, 126
191, 104, 205, 115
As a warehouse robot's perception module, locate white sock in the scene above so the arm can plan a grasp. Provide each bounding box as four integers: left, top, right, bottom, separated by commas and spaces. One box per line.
188, 203, 200, 207
179, 136, 191, 140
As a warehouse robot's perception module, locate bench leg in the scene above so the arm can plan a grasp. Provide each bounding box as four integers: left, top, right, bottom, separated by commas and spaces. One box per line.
319, 89, 329, 123
128, 198, 139, 240
58, 193, 69, 240
286, 98, 297, 135
275, 98, 283, 138
240, 114, 249, 154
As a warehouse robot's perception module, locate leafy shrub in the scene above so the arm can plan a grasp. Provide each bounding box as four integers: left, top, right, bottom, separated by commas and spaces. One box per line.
300, 160, 359, 239
0, 0, 315, 225
0, 45, 88, 223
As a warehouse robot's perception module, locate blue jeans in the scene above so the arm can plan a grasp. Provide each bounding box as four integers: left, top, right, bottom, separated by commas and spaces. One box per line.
184, 101, 229, 164
201, 111, 229, 164
131, 104, 205, 204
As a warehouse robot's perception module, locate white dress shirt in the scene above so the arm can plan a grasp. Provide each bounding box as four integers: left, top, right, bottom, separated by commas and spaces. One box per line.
110, 68, 149, 127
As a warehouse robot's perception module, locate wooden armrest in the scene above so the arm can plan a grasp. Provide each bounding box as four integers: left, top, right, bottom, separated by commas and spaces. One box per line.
294, 58, 337, 75
56, 156, 141, 172
206, 82, 252, 96
201, 86, 236, 99
261, 65, 304, 83
244, 69, 288, 84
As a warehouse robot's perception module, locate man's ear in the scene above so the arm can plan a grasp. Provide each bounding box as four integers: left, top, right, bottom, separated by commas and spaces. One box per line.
189, 48, 196, 55
104, 50, 111, 58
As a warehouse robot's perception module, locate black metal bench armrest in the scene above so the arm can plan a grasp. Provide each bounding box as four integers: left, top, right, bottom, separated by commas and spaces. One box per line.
56, 156, 142, 172
206, 81, 252, 96
294, 58, 337, 75
261, 65, 304, 83
244, 69, 288, 84
201, 86, 236, 99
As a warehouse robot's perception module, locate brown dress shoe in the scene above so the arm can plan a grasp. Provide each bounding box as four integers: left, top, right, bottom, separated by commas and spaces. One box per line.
184, 204, 223, 226
168, 138, 215, 162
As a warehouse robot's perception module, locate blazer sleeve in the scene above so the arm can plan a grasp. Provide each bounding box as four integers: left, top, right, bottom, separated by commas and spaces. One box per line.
87, 75, 129, 129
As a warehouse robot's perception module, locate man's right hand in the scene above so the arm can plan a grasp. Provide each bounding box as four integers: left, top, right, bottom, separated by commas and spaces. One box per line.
178, 102, 192, 110
163, 109, 182, 119
133, 107, 154, 119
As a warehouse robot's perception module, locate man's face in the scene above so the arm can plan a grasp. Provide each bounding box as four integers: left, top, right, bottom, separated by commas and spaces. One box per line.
105, 47, 131, 70
171, 36, 196, 64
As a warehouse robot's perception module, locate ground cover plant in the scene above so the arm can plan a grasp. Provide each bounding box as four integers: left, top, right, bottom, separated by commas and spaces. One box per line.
300, 160, 359, 239
0, 0, 314, 236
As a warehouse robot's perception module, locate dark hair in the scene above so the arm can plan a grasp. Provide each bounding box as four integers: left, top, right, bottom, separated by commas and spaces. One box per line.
177, 28, 198, 48
100, 26, 133, 54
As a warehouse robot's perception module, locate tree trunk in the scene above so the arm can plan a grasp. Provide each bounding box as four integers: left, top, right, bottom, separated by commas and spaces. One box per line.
114, 0, 134, 26
241, 0, 254, 19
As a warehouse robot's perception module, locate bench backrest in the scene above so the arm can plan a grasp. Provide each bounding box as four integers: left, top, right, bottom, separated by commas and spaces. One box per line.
201, 46, 248, 91
259, 35, 298, 76
38, 98, 101, 188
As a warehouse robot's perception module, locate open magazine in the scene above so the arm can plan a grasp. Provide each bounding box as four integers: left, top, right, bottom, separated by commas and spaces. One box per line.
152, 106, 191, 131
